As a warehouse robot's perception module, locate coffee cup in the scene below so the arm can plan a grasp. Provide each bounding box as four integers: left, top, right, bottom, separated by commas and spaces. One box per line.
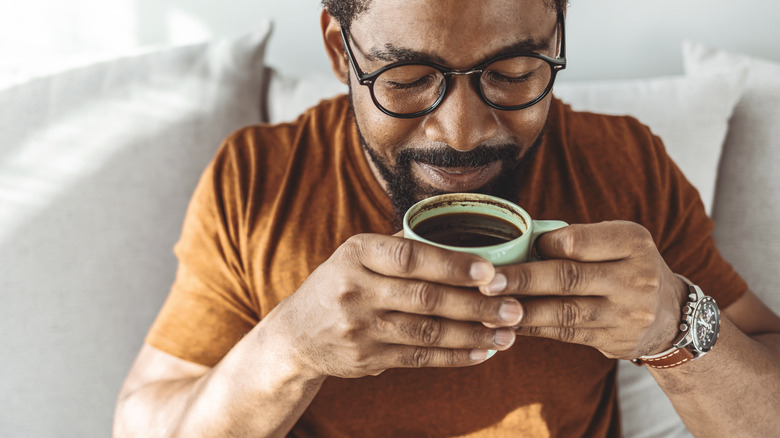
402, 193, 567, 266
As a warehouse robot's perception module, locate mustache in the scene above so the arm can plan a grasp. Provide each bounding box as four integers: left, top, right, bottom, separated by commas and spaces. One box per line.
397, 144, 522, 168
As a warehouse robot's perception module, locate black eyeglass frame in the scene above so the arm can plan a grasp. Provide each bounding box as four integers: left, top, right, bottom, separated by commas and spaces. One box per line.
340, 10, 567, 119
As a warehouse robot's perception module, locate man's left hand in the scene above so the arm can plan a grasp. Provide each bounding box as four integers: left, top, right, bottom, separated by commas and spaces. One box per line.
479, 221, 688, 360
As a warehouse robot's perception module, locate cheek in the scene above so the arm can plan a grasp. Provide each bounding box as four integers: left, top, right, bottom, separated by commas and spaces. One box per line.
500, 97, 552, 147
352, 90, 421, 159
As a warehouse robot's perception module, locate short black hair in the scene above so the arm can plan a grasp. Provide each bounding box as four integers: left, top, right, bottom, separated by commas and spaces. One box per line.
322, 0, 569, 30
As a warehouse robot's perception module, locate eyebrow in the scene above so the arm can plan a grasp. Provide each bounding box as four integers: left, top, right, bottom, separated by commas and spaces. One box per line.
366, 38, 553, 66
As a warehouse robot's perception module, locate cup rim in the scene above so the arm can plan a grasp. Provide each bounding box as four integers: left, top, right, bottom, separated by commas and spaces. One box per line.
403, 193, 530, 251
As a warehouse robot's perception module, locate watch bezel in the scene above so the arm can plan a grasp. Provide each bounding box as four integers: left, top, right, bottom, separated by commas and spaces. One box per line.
690, 296, 720, 352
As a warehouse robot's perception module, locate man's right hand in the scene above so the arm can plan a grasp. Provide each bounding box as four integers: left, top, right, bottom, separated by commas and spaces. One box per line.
115, 233, 523, 437
265, 233, 524, 379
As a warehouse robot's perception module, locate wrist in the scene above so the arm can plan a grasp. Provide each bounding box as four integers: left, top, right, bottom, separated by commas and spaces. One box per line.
632, 274, 721, 369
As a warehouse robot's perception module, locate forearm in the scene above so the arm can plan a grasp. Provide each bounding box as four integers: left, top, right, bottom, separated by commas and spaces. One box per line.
115, 321, 326, 438
649, 317, 780, 437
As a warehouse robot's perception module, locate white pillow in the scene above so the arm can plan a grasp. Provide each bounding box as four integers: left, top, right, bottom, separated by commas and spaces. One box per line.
555, 72, 745, 438
0, 24, 271, 437
267, 67, 348, 123
554, 72, 745, 215
684, 41, 780, 315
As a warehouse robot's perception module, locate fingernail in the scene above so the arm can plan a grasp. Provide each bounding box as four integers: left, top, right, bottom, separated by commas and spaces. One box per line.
494, 328, 515, 347
499, 299, 522, 323
470, 349, 489, 361
482, 273, 507, 295
486, 349, 497, 359
470, 261, 494, 281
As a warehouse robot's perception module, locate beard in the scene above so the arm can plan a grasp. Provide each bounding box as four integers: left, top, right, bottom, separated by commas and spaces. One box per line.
355, 123, 545, 227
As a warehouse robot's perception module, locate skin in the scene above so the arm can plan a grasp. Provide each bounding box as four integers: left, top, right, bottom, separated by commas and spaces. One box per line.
113, 1, 780, 436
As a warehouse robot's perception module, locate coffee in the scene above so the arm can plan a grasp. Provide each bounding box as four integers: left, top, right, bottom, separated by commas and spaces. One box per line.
412, 212, 523, 247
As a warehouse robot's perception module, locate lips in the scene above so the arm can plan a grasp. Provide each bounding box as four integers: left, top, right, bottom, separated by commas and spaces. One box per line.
415, 161, 502, 192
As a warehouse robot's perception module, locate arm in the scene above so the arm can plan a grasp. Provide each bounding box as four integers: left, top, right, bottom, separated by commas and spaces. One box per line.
483, 221, 780, 437
648, 289, 780, 437
114, 234, 523, 437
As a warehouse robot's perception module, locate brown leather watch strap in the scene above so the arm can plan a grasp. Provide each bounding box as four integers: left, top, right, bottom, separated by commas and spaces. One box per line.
632, 347, 695, 369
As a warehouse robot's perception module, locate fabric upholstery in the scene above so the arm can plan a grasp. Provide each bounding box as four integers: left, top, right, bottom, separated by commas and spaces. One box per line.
553, 73, 745, 215
684, 41, 780, 315
0, 24, 271, 437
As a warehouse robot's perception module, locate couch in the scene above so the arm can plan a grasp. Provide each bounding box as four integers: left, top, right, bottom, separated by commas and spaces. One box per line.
1, 20, 778, 437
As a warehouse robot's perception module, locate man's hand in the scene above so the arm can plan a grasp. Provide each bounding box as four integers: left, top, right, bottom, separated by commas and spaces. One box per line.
479, 221, 687, 360
264, 233, 524, 379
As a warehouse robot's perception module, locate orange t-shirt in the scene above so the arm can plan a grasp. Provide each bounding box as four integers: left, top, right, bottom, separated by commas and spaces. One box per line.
147, 95, 746, 437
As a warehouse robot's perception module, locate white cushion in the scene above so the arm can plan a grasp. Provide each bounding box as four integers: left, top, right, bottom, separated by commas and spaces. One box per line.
266, 67, 348, 123
555, 72, 746, 438
684, 41, 780, 315
554, 72, 745, 215
0, 24, 271, 436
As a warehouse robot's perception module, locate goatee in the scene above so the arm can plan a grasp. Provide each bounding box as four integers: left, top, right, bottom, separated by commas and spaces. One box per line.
356, 128, 545, 228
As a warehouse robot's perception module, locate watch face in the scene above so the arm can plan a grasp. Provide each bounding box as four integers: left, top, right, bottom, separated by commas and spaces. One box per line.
692, 297, 720, 352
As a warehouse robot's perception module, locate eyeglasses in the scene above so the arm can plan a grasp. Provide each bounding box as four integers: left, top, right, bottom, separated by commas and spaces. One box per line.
340, 10, 567, 119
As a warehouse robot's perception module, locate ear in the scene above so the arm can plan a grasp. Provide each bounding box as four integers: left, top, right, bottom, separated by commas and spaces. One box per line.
321, 9, 349, 85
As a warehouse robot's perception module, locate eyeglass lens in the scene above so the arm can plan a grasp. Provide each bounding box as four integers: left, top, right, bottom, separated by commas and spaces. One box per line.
371, 56, 553, 115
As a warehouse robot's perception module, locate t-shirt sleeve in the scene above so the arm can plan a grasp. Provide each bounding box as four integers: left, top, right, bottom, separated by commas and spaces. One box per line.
145, 137, 258, 367
647, 133, 747, 309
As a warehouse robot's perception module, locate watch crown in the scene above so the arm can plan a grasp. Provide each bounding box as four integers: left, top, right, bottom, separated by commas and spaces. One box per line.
682, 305, 693, 315
680, 323, 689, 331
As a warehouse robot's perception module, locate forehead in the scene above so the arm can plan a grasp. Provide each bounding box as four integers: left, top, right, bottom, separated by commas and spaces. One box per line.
349, 0, 556, 67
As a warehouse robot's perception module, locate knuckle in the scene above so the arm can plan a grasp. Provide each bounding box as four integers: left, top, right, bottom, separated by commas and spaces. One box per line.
409, 282, 442, 314
559, 227, 579, 256
557, 299, 580, 328
415, 318, 444, 346
510, 268, 533, 292
407, 347, 435, 367
469, 324, 492, 346
631, 224, 656, 251
558, 260, 582, 293
628, 269, 661, 294
337, 234, 367, 267
389, 238, 417, 274
334, 318, 362, 342
631, 308, 656, 328
556, 327, 578, 343
522, 326, 543, 336
471, 296, 493, 320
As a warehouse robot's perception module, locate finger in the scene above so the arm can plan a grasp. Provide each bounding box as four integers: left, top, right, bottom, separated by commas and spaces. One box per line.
514, 325, 603, 347
514, 297, 613, 329
535, 221, 656, 262
383, 345, 499, 369
378, 313, 516, 351
344, 233, 495, 286
377, 276, 523, 326
481, 259, 621, 297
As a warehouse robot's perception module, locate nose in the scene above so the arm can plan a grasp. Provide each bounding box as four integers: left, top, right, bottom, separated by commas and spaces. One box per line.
423, 75, 499, 152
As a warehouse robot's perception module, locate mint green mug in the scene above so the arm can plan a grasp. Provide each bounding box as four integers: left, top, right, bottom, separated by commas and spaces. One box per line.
403, 193, 568, 266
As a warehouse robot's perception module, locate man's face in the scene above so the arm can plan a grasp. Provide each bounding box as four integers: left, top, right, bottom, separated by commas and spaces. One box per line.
334, 0, 560, 219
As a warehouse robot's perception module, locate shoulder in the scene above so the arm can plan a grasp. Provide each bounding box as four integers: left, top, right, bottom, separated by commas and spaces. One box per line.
547, 97, 672, 183
550, 97, 663, 155
212, 95, 352, 177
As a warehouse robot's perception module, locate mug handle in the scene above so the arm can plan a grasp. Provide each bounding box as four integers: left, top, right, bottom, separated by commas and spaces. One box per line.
529, 220, 568, 262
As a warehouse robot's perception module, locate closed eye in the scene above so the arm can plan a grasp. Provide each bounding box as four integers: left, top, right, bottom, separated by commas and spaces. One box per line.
382, 75, 437, 90
487, 71, 534, 84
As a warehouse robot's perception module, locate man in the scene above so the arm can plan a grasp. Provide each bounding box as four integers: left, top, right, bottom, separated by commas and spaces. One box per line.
114, 0, 780, 436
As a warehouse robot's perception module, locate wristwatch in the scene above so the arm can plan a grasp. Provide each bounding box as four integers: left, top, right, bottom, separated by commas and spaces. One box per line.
631, 274, 720, 369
